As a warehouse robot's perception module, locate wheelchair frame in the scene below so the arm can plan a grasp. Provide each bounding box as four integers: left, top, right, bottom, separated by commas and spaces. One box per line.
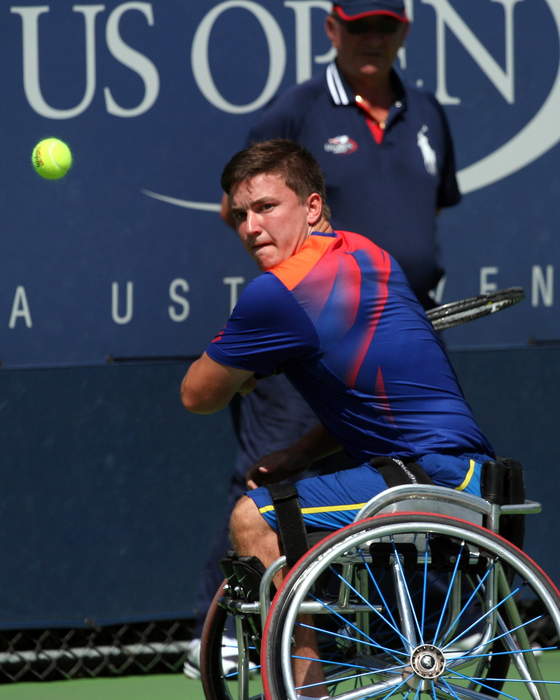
201, 484, 560, 700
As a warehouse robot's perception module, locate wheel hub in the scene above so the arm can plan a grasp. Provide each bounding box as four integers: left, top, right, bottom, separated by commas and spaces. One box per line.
410, 644, 446, 680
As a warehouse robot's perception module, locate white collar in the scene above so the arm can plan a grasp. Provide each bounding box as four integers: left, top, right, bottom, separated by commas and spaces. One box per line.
326, 62, 351, 106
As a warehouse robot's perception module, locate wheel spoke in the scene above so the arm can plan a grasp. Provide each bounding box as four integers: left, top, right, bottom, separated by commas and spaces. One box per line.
432, 542, 466, 646
390, 537, 424, 647
296, 620, 408, 658
443, 585, 522, 651
438, 561, 495, 649
308, 590, 407, 664
445, 667, 521, 700
361, 552, 402, 640
421, 546, 430, 640
334, 562, 411, 652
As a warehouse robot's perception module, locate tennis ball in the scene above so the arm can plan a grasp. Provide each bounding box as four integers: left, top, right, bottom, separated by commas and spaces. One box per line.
31, 138, 73, 180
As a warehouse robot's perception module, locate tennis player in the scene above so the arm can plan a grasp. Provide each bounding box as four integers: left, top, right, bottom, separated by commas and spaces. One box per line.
181, 139, 494, 698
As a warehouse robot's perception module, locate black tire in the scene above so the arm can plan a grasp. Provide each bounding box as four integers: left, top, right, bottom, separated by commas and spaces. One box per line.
200, 581, 231, 700
200, 580, 263, 700
262, 512, 560, 700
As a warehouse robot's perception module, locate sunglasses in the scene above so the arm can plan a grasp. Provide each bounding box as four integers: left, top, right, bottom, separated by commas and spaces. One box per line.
335, 15, 403, 35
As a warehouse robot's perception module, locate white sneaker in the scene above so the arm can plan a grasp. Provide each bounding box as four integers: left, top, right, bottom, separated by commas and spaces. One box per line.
183, 635, 257, 680
183, 638, 203, 679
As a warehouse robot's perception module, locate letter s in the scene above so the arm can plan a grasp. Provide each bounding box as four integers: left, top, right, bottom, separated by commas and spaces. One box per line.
104, 2, 160, 117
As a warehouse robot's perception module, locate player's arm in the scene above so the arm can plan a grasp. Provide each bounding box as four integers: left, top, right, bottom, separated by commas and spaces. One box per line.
181, 352, 255, 415
246, 424, 342, 488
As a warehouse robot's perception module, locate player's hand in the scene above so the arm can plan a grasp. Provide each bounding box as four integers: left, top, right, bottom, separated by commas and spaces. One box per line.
237, 375, 257, 396
246, 447, 312, 489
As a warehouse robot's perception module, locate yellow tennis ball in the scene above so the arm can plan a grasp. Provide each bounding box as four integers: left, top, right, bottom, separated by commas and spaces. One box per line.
32, 138, 73, 180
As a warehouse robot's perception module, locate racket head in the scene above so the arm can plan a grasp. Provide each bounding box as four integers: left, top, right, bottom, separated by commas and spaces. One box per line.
427, 287, 525, 331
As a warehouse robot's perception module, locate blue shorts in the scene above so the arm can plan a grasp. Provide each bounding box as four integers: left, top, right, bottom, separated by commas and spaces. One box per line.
247, 452, 492, 531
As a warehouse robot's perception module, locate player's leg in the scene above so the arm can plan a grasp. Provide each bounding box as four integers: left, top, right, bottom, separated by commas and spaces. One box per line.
231, 463, 390, 697
230, 494, 330, 698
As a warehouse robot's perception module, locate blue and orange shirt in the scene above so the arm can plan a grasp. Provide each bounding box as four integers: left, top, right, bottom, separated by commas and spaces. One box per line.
206, 230, 493, 462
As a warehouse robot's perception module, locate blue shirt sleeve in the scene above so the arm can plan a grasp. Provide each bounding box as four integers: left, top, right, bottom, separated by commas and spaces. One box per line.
206, 273, 320, 376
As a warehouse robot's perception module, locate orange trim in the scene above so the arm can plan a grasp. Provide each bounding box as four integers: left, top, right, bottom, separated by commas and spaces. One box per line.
271, 234, 337, 291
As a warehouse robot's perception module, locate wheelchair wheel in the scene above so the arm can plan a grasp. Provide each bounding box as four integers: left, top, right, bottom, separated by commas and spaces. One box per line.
261, 512, 560, 700
200, 580, 263, 700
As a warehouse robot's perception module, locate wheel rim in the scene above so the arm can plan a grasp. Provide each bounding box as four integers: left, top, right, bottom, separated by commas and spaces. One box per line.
268, 516, 560, 700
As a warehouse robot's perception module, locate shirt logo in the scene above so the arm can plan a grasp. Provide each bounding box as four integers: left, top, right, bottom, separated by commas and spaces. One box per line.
324, 135, 358, 155
417, 125, 438, 176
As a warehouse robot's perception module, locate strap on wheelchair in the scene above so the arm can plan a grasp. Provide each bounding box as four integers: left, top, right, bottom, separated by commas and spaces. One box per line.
267, 482, 309, 569
371, 456, 435, 487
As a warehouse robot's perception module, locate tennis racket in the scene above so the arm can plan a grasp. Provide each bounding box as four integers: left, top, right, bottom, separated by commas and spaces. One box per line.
427, 287, 524, 331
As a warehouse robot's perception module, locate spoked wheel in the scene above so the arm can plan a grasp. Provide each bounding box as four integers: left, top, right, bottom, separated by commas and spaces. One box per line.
261, 513, 560, 700
200, 580, 263, 700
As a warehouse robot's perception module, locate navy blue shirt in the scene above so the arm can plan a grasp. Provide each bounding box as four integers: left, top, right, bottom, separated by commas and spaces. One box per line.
248, 62, 461, 305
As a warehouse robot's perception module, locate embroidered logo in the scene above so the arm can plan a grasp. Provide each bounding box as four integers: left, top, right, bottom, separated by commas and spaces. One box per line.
324, 135, 358, 155
417, 125, 437, 175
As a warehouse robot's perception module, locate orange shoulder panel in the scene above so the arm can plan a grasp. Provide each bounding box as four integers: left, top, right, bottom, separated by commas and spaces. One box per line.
271, 234, 338, 291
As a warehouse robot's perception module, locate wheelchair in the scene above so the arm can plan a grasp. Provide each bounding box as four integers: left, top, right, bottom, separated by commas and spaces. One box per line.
199, 460, 560, 700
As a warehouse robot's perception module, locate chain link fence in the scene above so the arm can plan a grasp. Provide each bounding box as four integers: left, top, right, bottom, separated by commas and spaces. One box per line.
0, 619, 194, 682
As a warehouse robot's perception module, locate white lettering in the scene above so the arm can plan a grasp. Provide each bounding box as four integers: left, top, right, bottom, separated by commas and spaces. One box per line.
429, 275, 446, 305
532, 265, 554, 307
397, 0, 415, 70
223, 276, 245, 312
111, 281, 134, 324
9, 286, 32, 328
191, 0, 286, 114
480, 266, 499, 294
168, 278, 190, 321
284, 1, 334, 83
104, 2, 160, 117
11, 4, 104, 119
421, 0, 523, 105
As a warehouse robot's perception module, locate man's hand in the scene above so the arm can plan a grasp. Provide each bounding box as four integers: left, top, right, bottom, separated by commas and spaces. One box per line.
245, 423, 343, 489
246, 446, 313, 489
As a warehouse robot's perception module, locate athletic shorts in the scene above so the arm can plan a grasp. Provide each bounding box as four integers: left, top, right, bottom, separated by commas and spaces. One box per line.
247, 452, 492, 532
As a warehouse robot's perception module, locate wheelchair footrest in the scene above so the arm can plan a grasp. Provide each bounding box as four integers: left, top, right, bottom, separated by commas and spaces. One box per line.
220, 552, 267, 603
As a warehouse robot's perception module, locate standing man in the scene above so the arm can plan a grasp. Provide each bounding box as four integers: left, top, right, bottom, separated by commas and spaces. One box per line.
224, 0, 460, 308
184, 0, 462, 675
182, 139, 492, 698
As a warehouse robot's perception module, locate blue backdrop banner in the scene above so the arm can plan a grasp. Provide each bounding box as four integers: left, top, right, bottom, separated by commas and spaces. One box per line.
2, 0, 559, 367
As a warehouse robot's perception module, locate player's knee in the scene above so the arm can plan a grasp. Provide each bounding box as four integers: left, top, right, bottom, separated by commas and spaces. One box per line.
230, 495, 267, 554
230, 495, 254, 542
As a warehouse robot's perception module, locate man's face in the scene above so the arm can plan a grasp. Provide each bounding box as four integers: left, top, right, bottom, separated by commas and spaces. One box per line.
230, 173, 313, 271
325, 14, 408, 81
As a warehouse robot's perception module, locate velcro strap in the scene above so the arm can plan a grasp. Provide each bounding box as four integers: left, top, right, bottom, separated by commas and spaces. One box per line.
266, 482, 309, 569
370, 456, 434, 488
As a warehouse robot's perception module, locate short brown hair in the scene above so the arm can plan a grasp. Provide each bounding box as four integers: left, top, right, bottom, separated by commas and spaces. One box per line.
221, 138, 331, 219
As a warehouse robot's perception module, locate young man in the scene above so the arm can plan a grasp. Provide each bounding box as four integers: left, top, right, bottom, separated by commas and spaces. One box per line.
182, 139, 493, 697
184, 2, 463, 676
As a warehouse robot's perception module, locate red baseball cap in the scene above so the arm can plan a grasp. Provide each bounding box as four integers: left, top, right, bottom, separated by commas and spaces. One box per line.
333, 0, 408, 23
